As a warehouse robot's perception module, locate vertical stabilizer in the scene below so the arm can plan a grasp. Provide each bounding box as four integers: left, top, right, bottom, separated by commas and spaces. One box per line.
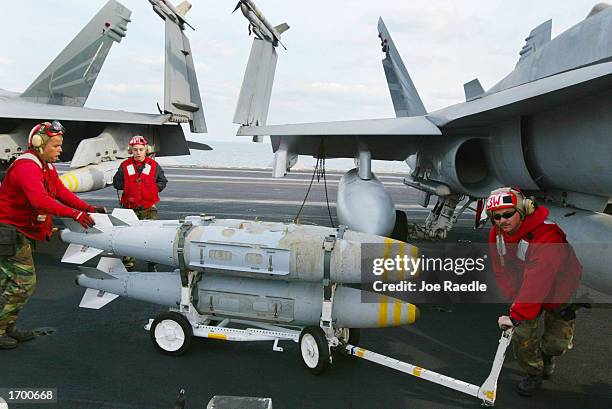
233, 39, 278, 126
378, 18, 426, 117
20, 0, 131, 107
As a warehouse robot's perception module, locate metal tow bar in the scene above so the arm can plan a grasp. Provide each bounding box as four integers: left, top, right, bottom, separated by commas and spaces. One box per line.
346, 329, 513, 406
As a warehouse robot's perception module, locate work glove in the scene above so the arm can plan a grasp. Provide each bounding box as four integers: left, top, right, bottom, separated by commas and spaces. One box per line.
71, 210, 95, 229
87, 205, 107, 214
497, 315, 516, 330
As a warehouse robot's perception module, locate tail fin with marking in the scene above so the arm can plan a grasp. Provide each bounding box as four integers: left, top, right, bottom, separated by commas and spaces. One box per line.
377, 18, 426, 117
20, 0, 131, 107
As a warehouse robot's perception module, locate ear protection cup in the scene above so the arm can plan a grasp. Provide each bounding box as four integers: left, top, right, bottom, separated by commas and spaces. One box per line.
146, 145, 157, 155
510, 188, 536, 217
28, 122, 50, 153
523, 196, 536, 216
31, 133, 44, 148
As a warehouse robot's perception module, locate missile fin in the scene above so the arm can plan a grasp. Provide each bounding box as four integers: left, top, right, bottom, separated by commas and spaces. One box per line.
107, 214, 130, 227
91, 213, 114, 229
61, 218, 104, 234
97, 257, 128, 274
61, 243, 104, 264
77, 266, 119, 280
79, 288, 119, 310
274, 22, 290, 34
110, 208, 140, 225
175, 1, 192, 17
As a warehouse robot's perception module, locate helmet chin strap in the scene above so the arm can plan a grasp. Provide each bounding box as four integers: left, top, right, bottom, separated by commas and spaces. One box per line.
496, 225, 506, 267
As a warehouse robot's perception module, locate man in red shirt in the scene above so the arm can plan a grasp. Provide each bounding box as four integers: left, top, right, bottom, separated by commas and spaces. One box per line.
486, 187, 582, 396
113, 135, 167, 271
0, 121, 106, 349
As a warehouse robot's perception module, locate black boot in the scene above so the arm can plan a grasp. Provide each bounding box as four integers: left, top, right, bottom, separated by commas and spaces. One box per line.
0, 334, 18, 349
516, 374, 543, 396
542, 354, 556, 379
7, 328, 35, 342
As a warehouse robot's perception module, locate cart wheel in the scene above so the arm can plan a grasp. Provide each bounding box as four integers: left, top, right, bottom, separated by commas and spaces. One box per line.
299, 326, 330, 375
338, 327, 361, 345
150, 312, 193, 356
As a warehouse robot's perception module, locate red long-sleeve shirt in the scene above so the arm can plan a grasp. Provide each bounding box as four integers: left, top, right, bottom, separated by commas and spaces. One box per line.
0, 151, 92, 240
489, 206, 582, 321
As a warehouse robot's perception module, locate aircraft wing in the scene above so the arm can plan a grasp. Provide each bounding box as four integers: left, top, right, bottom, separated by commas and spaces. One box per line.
237, 116, 441, 161
0, 99, 167, 125
430, 61, 612, 128
238, 116, 441, 137
237, 61, 612, 161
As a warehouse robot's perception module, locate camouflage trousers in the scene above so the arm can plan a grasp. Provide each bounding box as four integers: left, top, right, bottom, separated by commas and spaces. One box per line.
0, 232, 36, 336
513, 307, 575, 376
122, 206, 158, 271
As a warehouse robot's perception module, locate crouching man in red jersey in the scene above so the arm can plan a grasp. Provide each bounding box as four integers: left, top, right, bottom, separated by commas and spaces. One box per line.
486, 187, 582, 396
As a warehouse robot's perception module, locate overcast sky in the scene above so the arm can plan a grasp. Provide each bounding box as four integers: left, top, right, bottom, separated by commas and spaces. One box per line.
0, 0, 600, 143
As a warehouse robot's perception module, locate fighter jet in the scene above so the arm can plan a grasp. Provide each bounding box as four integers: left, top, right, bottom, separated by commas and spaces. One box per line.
0, 0, 209, 192
233, 3, 612, 295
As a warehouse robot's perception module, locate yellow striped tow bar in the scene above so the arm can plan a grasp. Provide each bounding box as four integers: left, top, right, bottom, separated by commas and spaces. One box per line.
346, 329, 513, 407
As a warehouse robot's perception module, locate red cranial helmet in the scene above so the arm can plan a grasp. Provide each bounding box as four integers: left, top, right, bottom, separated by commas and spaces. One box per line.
28, 120, 65, 149
486, 187, 535, 218
129, 135, 148, 146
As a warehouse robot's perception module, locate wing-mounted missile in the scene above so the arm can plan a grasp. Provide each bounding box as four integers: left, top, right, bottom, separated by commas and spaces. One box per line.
148, 0, 207, 133
149, 0, 194, 30
233, 0, 289, 49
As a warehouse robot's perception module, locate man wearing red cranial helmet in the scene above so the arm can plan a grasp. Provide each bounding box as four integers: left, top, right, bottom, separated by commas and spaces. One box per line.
0, 121, 106, 350
112, 135, 167, 271
486, 187, 582, 396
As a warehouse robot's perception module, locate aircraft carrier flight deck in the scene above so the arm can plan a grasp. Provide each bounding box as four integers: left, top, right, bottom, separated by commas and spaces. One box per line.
4, 166, 611, 409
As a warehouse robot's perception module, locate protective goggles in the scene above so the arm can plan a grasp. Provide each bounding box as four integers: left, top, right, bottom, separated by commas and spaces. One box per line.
492, 210, 517, 221
44, 120, 65, 137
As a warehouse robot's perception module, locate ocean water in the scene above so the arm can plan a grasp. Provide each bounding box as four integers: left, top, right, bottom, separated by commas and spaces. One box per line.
158, 140, 410, 174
